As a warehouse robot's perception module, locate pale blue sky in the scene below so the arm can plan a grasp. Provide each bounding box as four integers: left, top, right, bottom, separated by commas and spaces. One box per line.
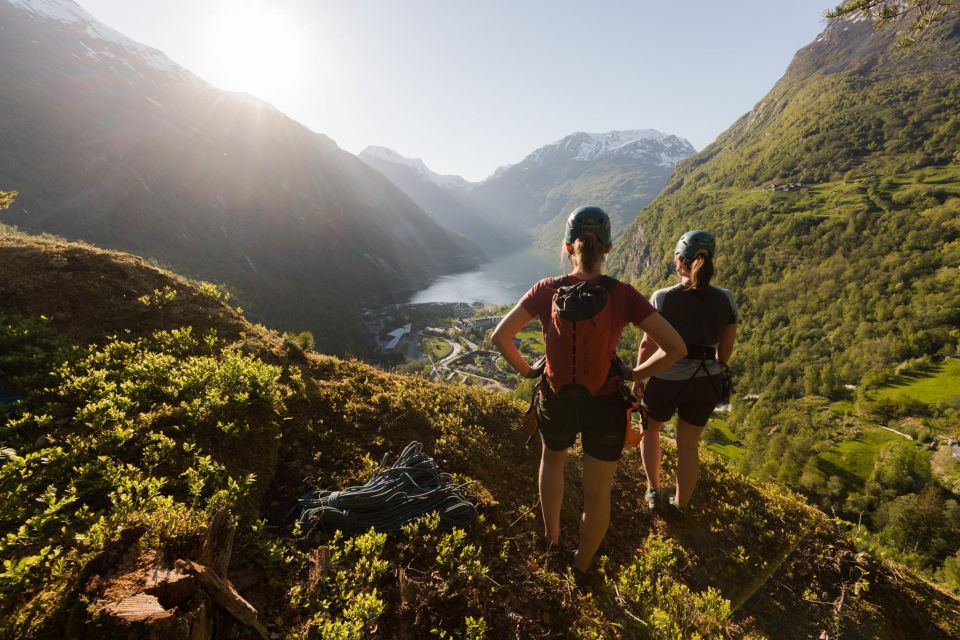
80, 0, 831, 181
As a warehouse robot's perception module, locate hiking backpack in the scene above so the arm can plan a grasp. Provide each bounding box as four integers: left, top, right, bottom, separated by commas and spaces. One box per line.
544, 275, 618, 395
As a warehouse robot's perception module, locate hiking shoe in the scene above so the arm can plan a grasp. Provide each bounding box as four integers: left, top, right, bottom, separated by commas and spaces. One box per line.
667, 496, 688, 516
644, 487, 661, 510
571, 565, 604, 594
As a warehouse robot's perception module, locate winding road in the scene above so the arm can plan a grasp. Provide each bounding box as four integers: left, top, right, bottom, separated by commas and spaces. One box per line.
429, 336, 509, 393
877, 425, 914, 440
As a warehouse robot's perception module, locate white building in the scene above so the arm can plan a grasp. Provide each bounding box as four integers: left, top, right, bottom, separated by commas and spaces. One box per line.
460, 316, 503, 331
384, 323, 412, 351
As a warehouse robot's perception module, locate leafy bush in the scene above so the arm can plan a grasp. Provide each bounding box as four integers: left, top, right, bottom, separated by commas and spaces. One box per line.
137, 285, 178, 307
0, 189, 16, 210
0, 320, 282, 629
284, 330, 316, 352
289, 528, 389, 640
0, 313, 68, 392
609, 533, 731, 639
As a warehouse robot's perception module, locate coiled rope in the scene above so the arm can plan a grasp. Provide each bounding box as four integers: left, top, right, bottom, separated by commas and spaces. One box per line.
297, 441, 478, 534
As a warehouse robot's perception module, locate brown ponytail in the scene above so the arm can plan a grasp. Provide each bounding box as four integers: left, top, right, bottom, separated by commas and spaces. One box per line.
686, 253, 714, 290
563, 234, 611, 273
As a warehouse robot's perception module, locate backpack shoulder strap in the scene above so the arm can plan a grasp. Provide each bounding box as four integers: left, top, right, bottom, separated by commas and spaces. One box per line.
550, 276, 570, 289
597, 275, 618, 292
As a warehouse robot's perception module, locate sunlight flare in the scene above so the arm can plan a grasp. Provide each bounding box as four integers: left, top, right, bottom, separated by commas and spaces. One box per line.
209, 3, 307, 97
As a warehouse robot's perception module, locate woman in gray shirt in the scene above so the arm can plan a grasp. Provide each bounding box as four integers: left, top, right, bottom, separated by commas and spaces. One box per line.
635, 230, 738, 512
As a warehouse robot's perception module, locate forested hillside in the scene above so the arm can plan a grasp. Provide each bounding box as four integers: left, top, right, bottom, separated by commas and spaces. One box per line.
611, 10, 960, 591
613, 11, 959, 388
1, 231, 958, 639
0, 0, 479, 355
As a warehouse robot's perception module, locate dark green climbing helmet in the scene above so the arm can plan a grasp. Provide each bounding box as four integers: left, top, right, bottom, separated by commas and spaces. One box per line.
565, 206, 611, 245
675, 230, 715, 260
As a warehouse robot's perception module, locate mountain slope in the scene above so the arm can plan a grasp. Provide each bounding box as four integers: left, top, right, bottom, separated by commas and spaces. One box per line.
471, 130, 696, 246
0, 0, 479, 355
359, 147, 519, 255
612, 11, 960, 393
362, 131, 695, 253
1, 232, 958, 638
609, 8, 960, 593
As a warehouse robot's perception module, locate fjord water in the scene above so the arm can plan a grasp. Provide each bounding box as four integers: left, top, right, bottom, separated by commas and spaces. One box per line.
410, 247, 561, 305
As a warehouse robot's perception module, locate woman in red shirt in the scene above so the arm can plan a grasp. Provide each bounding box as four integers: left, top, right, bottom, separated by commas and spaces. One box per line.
492, 206, 685, 578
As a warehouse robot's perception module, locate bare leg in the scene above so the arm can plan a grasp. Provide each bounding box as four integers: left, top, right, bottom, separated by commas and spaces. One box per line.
640, 419, 664, 490
675, 418, 705, 507
574, 453, 618, 572
539, 444, 567, 545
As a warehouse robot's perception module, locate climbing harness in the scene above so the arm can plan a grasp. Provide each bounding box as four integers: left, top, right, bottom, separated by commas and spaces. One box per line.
719, 361, 734, 405
670, 344, 731, 405
522, 356, 640, 448
296, 442, 477, 534
622, 379, 648, 450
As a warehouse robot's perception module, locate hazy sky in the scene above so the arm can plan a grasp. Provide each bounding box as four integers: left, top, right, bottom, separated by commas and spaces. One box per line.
80, 0, 831, 181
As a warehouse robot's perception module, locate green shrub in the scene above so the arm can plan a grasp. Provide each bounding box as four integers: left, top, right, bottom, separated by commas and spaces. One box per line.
137, 285, 177, 308
609, 534, 731, 639
284, 330, 316, 352
290, 528, 389, 639
0, 321, 282, 630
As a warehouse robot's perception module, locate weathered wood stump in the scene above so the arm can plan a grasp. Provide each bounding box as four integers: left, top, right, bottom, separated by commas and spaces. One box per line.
199, 509, 235, 579
101, 593, 174, 623
89, 551, 204, 640
85, 510, 268, 640
184, 560, 269, 639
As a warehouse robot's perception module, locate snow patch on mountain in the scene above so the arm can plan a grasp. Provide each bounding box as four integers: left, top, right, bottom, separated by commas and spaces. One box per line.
6, 0, 83, 22
610, 136, 697, 167
6, 0, 199, 79
565, 130, 671, 161
360, 146, 474, 190
523, 130, 695, 167
814, 7, 877, 43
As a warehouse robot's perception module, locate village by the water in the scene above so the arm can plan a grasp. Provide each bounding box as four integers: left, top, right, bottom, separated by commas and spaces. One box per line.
362, 302, 545, 394
361, 302, 960, 465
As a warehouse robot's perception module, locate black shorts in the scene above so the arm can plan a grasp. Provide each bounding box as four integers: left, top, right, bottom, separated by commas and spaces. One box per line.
536, 388, 627, 462
641, 375, 721, 428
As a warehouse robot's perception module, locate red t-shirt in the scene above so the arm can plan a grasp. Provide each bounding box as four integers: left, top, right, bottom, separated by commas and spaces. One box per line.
520, 274, 656, 365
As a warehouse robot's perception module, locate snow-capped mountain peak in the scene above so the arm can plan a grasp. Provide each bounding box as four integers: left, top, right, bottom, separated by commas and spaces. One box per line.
609, 135, 698, 167
563, 129, 670, 159
360, 146, 473, 190
5, 0, 196, 78
522, 129, 695, 168
6, 0, 85, 23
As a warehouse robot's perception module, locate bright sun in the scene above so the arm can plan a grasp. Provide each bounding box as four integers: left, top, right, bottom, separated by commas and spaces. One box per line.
209, 5, 306, 98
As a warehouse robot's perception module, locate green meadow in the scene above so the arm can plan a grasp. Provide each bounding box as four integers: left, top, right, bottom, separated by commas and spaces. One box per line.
704, 414, 745, 462
420, 336, 453, 360
874, 359, 960, 406
516, 326, 545, 353
817, 428, 913, 489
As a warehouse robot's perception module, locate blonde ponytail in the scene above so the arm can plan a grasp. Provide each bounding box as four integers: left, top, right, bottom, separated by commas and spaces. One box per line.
563, 234, 611, 272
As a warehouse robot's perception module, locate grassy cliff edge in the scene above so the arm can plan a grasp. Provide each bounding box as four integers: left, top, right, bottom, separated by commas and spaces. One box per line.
1, 232, 957, 639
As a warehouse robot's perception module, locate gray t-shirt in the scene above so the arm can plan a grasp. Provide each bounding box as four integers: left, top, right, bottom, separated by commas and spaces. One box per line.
649, 284, 738, 381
